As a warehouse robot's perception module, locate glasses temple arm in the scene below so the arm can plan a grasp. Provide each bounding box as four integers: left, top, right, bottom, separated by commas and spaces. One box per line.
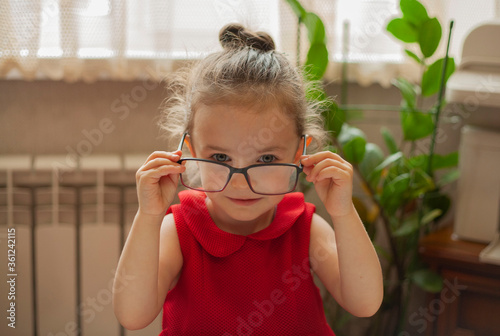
177, 132, 188, 152
299, 135, 308, 168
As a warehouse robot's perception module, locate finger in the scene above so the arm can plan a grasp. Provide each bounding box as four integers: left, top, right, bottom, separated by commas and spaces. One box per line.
140, 157, 182, 172
144, 151, 182, 164
301, 151, 348, 167
138, 164, 186, 183
314, 166, 352, 183
306, 159, 352, 182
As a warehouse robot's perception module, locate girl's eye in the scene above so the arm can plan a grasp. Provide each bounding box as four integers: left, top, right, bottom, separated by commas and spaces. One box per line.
212, 153, 229, 162
259, 154, 277, 163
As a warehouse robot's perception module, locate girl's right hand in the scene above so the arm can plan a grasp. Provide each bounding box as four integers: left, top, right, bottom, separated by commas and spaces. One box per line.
135, 150, 185, 217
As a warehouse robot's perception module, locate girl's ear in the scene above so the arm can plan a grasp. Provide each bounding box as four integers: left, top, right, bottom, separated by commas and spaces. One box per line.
185, 134, 196, 157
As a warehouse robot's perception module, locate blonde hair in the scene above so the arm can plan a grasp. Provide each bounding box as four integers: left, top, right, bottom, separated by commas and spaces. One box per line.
158, 23, 329, 152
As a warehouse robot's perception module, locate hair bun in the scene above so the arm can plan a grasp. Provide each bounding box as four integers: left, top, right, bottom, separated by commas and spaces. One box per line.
219, 23, 275, 52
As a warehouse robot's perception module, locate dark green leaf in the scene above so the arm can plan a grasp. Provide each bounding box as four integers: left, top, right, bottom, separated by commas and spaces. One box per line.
409, 152, 458, 171
284, 0, 307, 19
424, 191, 451, 222
408, 154, 428, 170
343, 138, 366, 164
400, 0, 430, 26
421, 57, 456, 96
305, 42, 328, 81
393, 78, 417, 109
331, 105, 345, 137
431, 151, 458, 170
303, 12, 326, 44
418, 18, 442, 58
401, 110, 434, 141
338, 124, 367, 164
380, 173, 411, 212
359, 143, 384, 180
381, 127, 399, 154
305, 83, 326, 102
405, 49, 423, 64
323, 100, 344, 137
410, 269, 443, 293
387, 18, 418, 43
369, 152, 403, 183
408, 168, 435, 197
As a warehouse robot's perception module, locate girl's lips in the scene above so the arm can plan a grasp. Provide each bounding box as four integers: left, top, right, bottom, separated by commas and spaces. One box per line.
227, 197, 262, 206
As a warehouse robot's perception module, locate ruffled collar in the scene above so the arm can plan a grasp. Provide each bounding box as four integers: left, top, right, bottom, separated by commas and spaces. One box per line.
178, 190, 305, 257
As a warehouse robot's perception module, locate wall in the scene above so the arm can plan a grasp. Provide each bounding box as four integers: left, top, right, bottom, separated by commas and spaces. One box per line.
0, 78, 463, 336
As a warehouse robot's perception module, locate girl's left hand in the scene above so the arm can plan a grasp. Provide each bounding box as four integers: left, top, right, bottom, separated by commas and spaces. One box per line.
301, 151, 355, 218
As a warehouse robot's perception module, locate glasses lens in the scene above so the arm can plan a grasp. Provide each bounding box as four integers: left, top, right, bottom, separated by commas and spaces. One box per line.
181, 160, 230, 192
247, 165, 299, 195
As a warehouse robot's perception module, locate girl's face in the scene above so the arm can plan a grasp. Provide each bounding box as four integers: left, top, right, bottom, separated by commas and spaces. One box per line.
189, 102, 303, 234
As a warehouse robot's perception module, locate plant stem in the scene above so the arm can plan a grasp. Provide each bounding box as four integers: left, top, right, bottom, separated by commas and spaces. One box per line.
340, 21, 349, 106
296, 16, 302, 68
427, 21, 454, 178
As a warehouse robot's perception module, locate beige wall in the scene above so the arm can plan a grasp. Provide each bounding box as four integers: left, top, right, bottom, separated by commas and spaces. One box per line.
0, 79, 462, 157
0, 78, 463, 336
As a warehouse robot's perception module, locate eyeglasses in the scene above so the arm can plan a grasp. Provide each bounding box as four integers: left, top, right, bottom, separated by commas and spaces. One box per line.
176, 133, 308, 195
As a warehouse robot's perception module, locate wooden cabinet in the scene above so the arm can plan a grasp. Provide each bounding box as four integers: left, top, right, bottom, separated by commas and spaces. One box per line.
419, 227, 500, 336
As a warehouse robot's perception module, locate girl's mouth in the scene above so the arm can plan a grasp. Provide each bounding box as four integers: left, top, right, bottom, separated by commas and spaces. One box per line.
227, 197, 262, 206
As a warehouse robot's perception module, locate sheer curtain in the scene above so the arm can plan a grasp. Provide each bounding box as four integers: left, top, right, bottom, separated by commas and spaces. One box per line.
1, 0, 498, 85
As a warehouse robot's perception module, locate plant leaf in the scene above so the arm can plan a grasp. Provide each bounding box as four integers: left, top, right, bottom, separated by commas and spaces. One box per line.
342, 138, 366, 164
410, 269, 443, 293
369, 152, 403, 182
323, 99, 344, 137
401, 110, 434, 141
421, 57, 456, 96
284, 0, 307, 19
387, 18, 418, 43
359, 143, 384, 180
393, 78, 417, 109
409, 152, 459, 171
400, 0, 429, 26
393, 217, 418, 237
438, 169, 460, 186
305, 42, 329, 81
405, 49, 423, 64
431, 151, 459, 170
408, 168, 435, 198
381, 127, 399, 154
418, 18, 442, 58
338, 124, 367, 164
303, 12, 326, 44
421, 208, 443, 225
424, 191, 451, 222
380, 173, 411, 212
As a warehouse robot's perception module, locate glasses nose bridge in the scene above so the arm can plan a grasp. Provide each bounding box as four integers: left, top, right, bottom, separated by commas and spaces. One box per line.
227, 166, 252, 188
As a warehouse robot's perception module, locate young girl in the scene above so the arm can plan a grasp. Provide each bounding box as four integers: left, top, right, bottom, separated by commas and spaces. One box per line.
113, 24, 383, 335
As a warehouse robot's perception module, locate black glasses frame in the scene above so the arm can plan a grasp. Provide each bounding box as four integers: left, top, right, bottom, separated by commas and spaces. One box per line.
175, 133, 308, 195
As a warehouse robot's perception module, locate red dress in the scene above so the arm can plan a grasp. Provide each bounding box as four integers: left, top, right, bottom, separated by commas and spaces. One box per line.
160, 190, 335, 336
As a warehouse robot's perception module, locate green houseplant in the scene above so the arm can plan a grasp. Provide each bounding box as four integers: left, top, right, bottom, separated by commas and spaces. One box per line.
285, 0, 458, 334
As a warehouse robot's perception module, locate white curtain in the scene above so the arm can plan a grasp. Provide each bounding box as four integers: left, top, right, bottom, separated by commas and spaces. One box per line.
0, 0, 498, 85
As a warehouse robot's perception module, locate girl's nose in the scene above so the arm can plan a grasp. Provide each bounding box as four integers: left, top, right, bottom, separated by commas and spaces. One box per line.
229, 172, 250, 190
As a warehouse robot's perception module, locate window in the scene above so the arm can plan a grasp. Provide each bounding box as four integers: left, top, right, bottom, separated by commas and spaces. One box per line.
1, 0, 498, 84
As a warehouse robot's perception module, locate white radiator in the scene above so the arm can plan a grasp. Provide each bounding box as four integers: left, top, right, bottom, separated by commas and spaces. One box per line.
0, 155, 163, 336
